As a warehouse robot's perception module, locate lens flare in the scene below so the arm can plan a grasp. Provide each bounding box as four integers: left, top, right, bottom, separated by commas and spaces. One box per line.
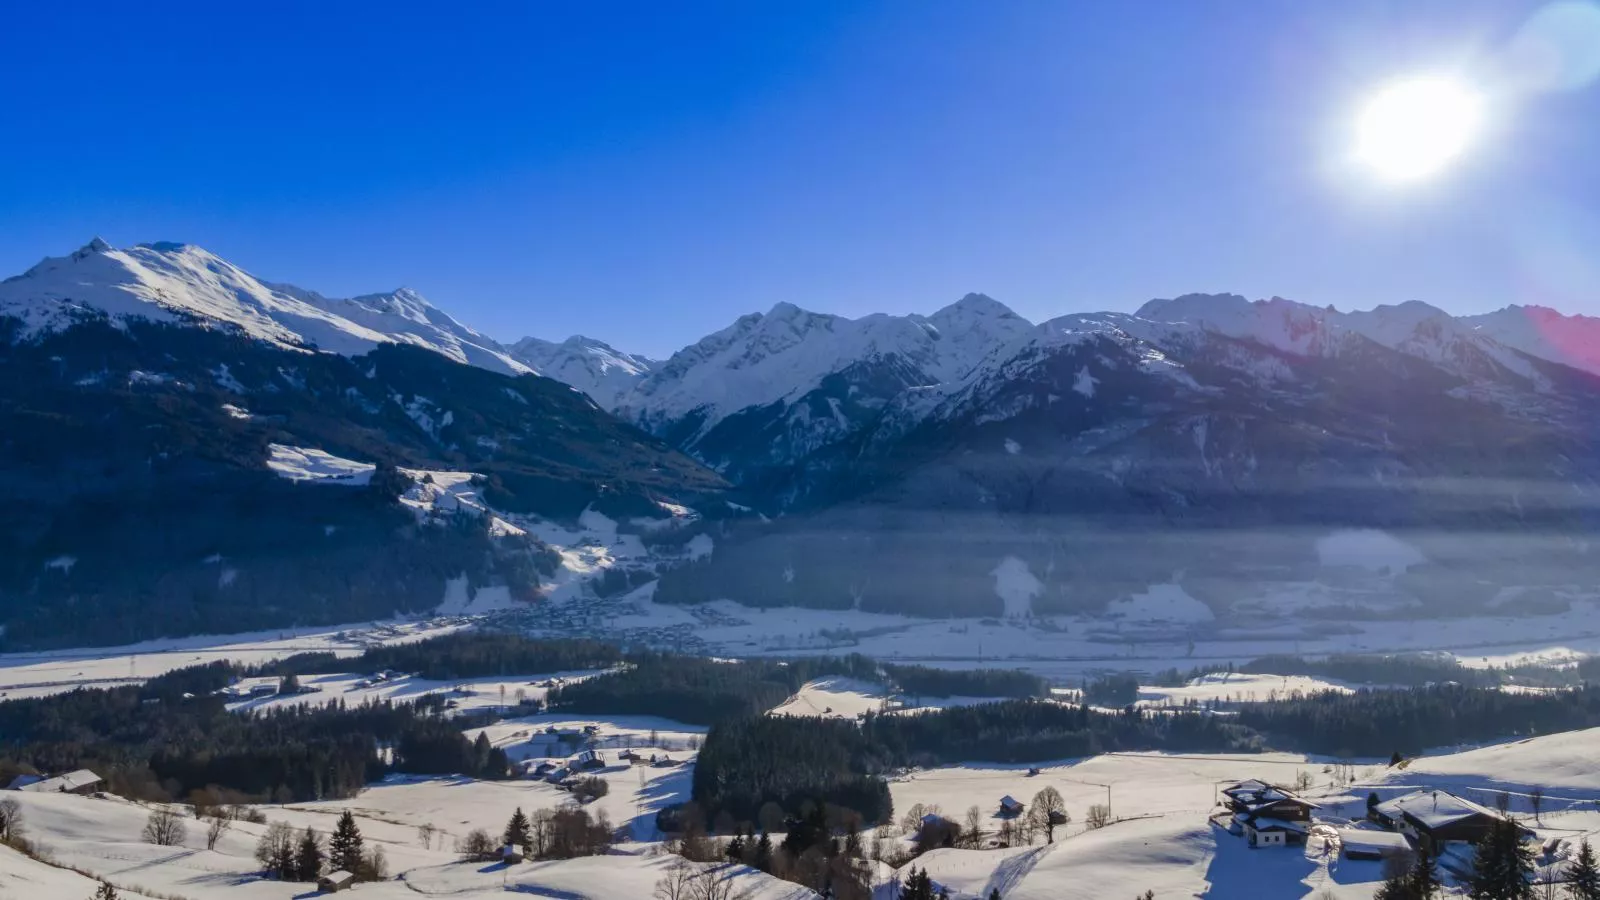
1355, 77, 1484, 181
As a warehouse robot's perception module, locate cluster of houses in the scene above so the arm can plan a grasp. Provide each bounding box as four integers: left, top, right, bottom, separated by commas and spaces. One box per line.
1218, 778, 1545, 877
351, 669, 406, 690
520, 744, 680, 790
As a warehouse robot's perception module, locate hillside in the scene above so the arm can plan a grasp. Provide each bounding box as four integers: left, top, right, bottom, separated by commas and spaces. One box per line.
0, 312, 726, 649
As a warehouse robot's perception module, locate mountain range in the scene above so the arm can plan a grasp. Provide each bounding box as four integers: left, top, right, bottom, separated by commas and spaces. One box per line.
5, 238, 1600, 648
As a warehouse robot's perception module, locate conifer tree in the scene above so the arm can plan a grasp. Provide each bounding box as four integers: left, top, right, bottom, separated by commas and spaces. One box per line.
473, 732, 493, 772
504, 807, 532, 852
1467, 819, 1535, 900
329, 810, 364, 875
294, 827, 323, 882
902, 867, 934, 900
1570, 839, 1600, 900
753, 830, 773, 872
1409, 840, 1440, 899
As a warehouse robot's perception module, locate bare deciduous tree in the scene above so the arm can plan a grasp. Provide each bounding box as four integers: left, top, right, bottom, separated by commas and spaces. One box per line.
457, 828, 497, 862
0, 798, 23, 844
255, 821, 297, 879
142, 808, 187, 846
1530, 786, 1545, 824
205, 814, 230, 850
1027, 788, 1066, 843
900, 803, 929, 836
1086, 804, 1111, 830
964, 805, 984, 848
417, 822, 437, 849
654, 857, 697, 900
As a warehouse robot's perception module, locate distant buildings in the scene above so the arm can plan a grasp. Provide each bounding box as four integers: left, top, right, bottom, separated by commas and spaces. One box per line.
6, 769, 103, 795
998, 795, 1025, 818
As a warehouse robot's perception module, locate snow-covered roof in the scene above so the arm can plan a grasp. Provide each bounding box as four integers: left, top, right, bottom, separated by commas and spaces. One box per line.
1222, 780, 1317, 811
1373, 790, 1503, 832
14, 770, 101, 793
1339, 829, 1412, 852
1245, 817, 1307, 833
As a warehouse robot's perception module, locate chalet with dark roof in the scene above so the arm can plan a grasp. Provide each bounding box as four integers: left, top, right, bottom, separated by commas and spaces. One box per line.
1221, 780, 1318, 848
1370, 790, 1528, 851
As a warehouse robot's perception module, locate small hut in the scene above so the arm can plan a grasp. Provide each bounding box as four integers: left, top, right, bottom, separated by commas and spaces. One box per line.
317, 870, 355, 893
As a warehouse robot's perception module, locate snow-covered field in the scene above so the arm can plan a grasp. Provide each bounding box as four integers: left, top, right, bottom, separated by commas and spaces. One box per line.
12, 726, 1599, 899
877, 729, 1600, 899
767, 677, 1014, 719
567, 592, 1600, 685
1138, 672, 1357, 708
0, 787, 809, 900
0, 619, 473, 701
223, 669, 612, 716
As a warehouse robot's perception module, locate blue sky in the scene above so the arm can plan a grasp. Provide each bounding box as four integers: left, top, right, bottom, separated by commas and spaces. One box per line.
4, 1, 1598, 356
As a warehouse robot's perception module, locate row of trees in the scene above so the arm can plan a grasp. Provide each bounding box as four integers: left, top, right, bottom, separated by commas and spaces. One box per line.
454, 805, 616, 862
550, 653, 881, 726
882, 664, 1049, 700
1235, 684, 1600, 758
255, 810, 386, 882
0, 661, 512, 804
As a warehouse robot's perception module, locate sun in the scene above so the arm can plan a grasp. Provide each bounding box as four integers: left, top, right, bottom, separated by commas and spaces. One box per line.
1355, 77, 1484, 181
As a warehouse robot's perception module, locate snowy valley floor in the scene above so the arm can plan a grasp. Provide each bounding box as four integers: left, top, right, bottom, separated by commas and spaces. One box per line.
5, 677, 1599, 900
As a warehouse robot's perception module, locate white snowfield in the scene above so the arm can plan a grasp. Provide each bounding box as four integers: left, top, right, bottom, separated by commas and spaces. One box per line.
1138, 672, 1356, 708
882, 730, 1600, 899
770, 677, 891, 719
767, 678, 1012, 720
223, 670, 613, 717
264, 443, 376, 485
905, 817, 1217, 900
12, 727, 1599, 899
0, 842, 163, 900
0, 787, 809, 900
0, 619, 466, 701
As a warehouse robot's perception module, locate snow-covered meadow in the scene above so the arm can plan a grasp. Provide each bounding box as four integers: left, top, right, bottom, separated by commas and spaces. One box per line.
9, 723, 1599, 900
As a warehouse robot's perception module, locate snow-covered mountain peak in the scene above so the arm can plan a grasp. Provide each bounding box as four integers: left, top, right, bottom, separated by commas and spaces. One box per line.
0, 240, 530, 375
929, 292, 1018, 322
1463, 304, 1600, 378
621, 295, 1035, 446
1135, 292, 1252, 321
506, 334, 655, 409
1136, 292, 1342, 356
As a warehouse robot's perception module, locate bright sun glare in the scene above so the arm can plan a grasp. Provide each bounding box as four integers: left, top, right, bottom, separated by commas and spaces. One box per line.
1356, 76, 1484, 181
